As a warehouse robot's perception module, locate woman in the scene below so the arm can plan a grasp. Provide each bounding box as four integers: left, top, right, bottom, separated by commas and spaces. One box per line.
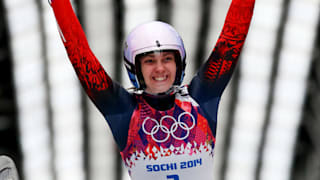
49, 0, 255, 179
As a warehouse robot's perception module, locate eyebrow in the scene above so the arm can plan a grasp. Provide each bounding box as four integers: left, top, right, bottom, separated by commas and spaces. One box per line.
162, 52, 173, 56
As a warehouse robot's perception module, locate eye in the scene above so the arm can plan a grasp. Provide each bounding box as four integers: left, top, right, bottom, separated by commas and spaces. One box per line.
164, 55, 174, 62
142, 58, 154, 64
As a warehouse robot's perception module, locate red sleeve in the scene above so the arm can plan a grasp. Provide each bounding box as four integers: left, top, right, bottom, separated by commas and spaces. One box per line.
193, 0, 255, 97
50, 0, 112, 99
50, 0, 137, 150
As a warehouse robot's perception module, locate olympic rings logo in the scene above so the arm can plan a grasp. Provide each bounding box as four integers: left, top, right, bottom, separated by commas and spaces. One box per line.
142, 112, 196, 143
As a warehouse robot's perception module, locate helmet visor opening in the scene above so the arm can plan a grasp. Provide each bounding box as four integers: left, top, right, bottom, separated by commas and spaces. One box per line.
135, 50, 183, 90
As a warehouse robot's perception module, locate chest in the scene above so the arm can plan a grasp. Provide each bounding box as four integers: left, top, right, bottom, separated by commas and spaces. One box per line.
122, 93, 215, 162
120, 94, 216, 179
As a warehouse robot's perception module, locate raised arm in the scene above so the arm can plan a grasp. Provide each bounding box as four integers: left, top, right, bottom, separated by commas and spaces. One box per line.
190, 0, 255, 99
50, 0, 112, 99
50, 0, 136, 150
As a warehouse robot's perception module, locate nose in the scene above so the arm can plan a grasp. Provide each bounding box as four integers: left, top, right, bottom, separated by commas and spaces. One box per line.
155, 60, 165, 72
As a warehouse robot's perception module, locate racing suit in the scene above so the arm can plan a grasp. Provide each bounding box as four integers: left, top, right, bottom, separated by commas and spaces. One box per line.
50, 0, 255, 179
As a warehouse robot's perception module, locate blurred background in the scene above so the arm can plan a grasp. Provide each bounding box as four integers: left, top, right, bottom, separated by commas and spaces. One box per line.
0, 0, 319, 179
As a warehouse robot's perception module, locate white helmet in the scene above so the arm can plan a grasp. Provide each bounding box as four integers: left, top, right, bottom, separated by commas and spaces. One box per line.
123, 21, 186, 90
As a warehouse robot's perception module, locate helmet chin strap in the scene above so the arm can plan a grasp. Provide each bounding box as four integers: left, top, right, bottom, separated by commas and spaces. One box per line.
143, 85, 178, 97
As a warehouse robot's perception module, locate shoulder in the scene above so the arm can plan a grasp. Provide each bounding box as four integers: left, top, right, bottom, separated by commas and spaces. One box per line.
175, 85, 200, 107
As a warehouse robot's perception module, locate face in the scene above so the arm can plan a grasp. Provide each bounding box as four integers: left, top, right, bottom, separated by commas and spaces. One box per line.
139, 51, 176, 94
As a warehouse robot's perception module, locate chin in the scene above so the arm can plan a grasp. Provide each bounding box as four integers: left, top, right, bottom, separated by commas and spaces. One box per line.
146, 87, 171, 95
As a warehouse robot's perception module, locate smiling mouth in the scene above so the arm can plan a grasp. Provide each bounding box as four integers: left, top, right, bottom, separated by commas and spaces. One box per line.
153, 76, 167, 81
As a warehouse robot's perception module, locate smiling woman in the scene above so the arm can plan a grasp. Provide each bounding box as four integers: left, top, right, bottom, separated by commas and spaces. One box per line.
49, 0, 255, 179
123, 21, 186, 93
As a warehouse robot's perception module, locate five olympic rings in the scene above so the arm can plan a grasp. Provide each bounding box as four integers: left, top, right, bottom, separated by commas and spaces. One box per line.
142, 112, 196, 143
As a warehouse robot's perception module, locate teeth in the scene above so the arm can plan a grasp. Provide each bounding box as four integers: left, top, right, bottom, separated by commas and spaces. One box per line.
154, 77, 166, 81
